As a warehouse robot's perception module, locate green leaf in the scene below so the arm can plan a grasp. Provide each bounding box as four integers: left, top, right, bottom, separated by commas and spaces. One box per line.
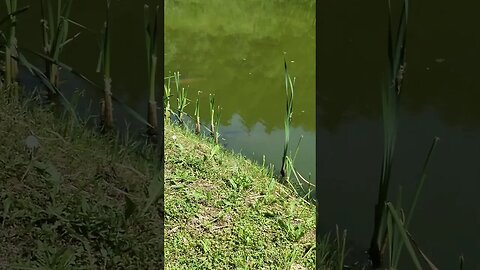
386, 203, 423, 270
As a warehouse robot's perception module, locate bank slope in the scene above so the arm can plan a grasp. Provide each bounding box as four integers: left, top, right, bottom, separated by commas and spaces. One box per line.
0, 90, 163, 269
164, 123, 316, 269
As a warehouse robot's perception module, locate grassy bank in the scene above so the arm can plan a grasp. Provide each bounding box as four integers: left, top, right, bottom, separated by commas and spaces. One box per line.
164, 123, 316, 269
0, 88, 163, 269
0, 87, 320, 269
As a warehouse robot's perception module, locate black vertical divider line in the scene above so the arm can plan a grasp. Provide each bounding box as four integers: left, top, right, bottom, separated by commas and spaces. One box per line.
315, 0, 320, 269
158, 0, 165, 269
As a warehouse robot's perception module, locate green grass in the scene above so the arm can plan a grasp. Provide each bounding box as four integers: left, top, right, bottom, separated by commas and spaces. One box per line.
0, 87, 163, 269
164, 122, 317, 269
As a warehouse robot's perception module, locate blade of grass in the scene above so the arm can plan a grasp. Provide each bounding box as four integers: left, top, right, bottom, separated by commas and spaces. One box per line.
406, 232, 439, 270
386, 202, 423, 270
335, 225, 347, 270
392, 137, 440, 266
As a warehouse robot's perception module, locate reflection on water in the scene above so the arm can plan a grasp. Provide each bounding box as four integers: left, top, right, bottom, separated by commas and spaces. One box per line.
1, 1, 316, 187
7, 0, 480, 267
165, 0, 316, 189
318, 0, 480, 268
221, 114, 315, 183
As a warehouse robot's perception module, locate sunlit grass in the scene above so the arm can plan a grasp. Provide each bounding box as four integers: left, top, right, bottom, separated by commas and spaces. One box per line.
164, 122, 316, 269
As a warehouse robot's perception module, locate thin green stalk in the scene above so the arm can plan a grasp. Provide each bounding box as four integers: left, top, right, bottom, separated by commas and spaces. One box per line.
4, 0, 18, 87
386, 203, 423, 270
214, 105, 222, 144
164, 74, 172, 124
392, 137, 440, 267
336, 226, 347, 270
281, 60, 294, 178
369, 0, 408, 266
285, 135, 315, 198
97, 0, 113, 132
209, 94, 216, 141
194, 91, 201, 134
144, 4, 159, 139
176, 83, 188, 123
40, 0, 76, 94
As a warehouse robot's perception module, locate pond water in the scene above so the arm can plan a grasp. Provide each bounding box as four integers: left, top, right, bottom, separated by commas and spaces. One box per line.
2, 1, 314, 190
5, 0, 479, 268
2, 0, 165, 129
318, 0, 480, 268
165, 0, 316, 193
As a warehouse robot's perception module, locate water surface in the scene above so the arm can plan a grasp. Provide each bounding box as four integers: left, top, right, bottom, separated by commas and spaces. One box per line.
318, 0, 480, 268
165, 0, 316, 191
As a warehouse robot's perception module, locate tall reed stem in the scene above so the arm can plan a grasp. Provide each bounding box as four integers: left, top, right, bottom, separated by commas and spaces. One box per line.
194, 91, 201, 134
144, 4, 159, 141
164, 74, 172, 124
209, 94, 216, 141
4, 0, 18, 87
97, 0, 114, 132
281, 60, 294, 178
369, 0, 408, 267
40, 0, 75, 97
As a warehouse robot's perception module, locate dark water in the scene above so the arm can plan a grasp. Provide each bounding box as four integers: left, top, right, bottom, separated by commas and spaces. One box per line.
4, 0, 480, 268
1, 0, 164, 129
318, 0, 480, 268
